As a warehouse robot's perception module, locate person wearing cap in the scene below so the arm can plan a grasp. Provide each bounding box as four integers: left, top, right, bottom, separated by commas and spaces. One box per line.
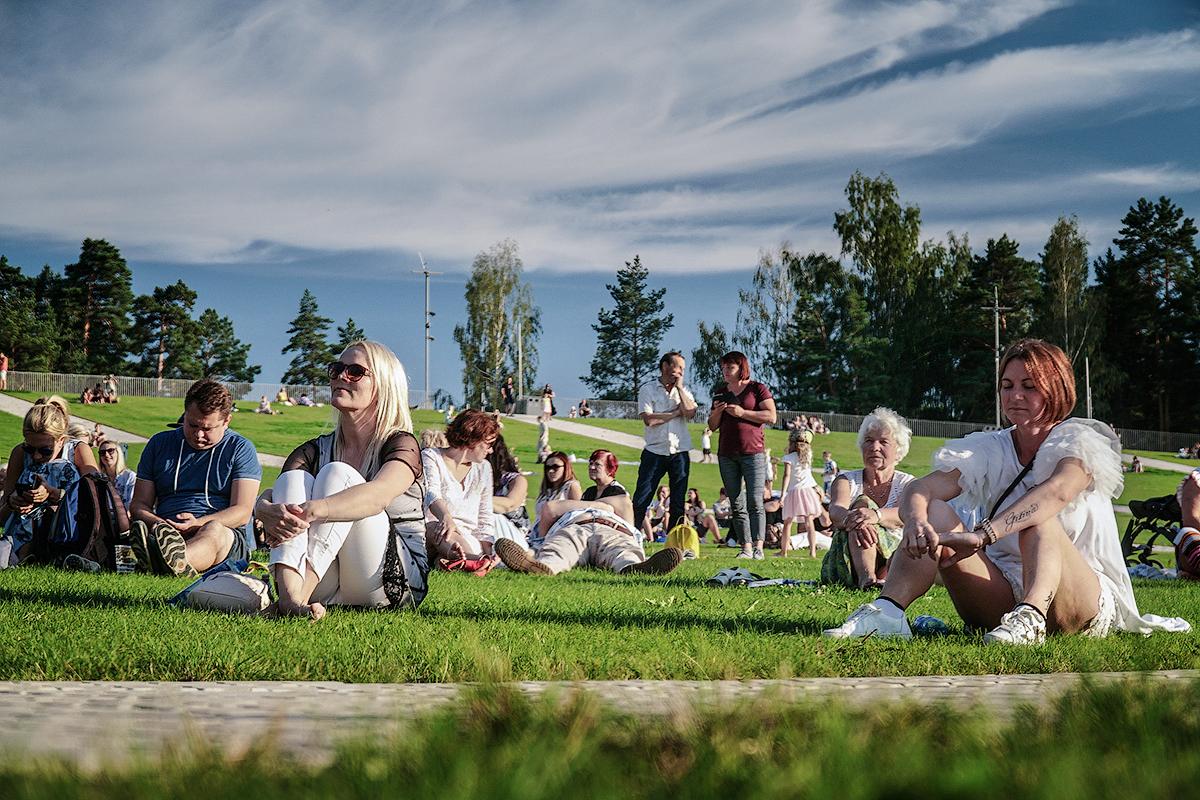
129, 379, 261, 577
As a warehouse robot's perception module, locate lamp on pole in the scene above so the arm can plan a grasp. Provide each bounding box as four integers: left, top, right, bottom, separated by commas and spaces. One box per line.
981, 285, 1013, 428
411, 253, 442, 409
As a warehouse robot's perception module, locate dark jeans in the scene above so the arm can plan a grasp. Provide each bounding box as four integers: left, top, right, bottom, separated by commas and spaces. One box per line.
718, 452, 767, 547
632, 450, 690, 531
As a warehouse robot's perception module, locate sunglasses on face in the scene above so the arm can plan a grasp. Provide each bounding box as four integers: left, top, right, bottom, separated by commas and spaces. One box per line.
100, 448, 118, 456
22, 443, 56, 457
327, 361, 372, 382
546, 464, 564, 471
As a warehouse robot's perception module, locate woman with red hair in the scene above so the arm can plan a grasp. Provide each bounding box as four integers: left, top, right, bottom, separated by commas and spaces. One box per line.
422, 409, 503, 571
706, 351, 777, 560
582, 449, 627, 504
825, 339, 1189, 643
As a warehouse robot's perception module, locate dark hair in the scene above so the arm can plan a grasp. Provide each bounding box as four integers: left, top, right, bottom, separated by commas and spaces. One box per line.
184, 379, 233, 418
659, 351, 684, 369
487, 435, 519, 493
588, 449, 618, 477
998, 338, 1077, 424
719, 350, 751, 381
538, 451, 576, 497
445, 409, 502, 448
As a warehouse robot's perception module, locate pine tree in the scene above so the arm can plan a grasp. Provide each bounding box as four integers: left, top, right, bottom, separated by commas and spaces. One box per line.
196, 308, 261, 382
582, 255, 674, 400
60, 238, 134, 373
128, 281, 202, 379
0, 256, 59, 371
281, 289, 334, 384
335, 317, 366, 351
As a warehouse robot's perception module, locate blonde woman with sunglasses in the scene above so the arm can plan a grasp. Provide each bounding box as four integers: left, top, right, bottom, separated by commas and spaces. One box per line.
256, 341, 428, 619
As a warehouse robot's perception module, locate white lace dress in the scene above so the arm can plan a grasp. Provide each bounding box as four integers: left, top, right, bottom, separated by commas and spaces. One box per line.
933, 419, 1189, 634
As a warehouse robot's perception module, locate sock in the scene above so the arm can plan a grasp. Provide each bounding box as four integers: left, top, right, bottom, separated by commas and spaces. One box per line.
877, 596, 906, 616
1173, 526, 1199, 546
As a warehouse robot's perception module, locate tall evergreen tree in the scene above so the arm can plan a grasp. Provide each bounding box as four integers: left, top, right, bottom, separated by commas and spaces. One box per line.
0, 256, 59, 371
336, 317, 366, 351
128, 281, 201, 379
582, 255, 674, 400
452, 240, 541, 408
60, 238, 134, 373
1096, 197, 1200, 430
196, 308, 261, 382
281, 289, 334, 384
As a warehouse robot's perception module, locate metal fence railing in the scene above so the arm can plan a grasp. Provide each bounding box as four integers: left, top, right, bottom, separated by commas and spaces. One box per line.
4, 370, 429, 408
578, 398, 1199, 454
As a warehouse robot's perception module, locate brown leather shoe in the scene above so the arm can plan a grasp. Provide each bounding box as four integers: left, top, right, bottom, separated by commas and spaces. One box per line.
620, 547, 684, 576
494, 538, 551, 575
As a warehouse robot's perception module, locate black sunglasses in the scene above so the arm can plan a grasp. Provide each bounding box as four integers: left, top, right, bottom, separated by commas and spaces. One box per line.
22, 443, 56, 457
328, 361, 372, 382
99, 448, 119, 456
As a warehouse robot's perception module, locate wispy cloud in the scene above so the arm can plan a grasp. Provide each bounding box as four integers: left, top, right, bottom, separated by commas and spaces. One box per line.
0, 0, 1196, 274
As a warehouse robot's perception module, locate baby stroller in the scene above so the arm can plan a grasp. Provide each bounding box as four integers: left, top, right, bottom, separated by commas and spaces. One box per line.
1121, 494, 1180, 569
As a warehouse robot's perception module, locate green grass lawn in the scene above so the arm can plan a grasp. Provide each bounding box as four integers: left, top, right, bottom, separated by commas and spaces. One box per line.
4, 680, 1200, 797
1128, 448, 1200, 468
1, 550, 1197, 682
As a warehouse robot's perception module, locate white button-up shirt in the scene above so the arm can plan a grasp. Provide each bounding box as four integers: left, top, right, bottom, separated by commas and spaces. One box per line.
638, 380, 695, 456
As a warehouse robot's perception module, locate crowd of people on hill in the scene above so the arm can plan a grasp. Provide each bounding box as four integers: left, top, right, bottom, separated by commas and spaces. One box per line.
0, 338, 1192, 644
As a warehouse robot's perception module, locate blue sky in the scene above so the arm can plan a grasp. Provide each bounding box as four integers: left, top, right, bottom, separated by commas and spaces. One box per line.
2, 0, 1198, 407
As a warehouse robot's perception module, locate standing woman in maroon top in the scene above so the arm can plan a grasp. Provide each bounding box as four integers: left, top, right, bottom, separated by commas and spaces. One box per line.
707, 351, 777, 560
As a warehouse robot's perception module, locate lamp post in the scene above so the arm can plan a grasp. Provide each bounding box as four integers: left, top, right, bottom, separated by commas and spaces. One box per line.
411, 253, 442, 409
981, 286, 1013, 428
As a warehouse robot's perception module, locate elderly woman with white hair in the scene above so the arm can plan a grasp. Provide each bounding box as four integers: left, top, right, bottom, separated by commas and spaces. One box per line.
820, 407, 914, 589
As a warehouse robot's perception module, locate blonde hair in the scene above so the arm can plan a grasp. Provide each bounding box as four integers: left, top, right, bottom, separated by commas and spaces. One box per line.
333, 340, 413, 478
67, 422, 92, 443
99, 442, 128, 477
793, 440, 813, 470
25, 396, 69, 440
420, 428, 448, 449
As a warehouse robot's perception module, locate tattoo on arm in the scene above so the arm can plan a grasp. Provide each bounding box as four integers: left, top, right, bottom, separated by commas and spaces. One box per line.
1003, 503, 1039, 529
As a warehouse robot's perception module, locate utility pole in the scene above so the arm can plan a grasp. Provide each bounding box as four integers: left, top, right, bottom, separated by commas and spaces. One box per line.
1085, 356, 1093, 418
411, 253, 442, 409
981, 286, 1014, 428
516, 314, 524, 398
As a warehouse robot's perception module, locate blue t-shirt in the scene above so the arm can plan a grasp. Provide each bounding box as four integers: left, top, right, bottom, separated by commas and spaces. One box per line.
136, 428, 262, 523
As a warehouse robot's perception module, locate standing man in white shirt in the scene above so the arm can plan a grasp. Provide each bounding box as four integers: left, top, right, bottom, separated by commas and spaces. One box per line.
632, 351, 697, 534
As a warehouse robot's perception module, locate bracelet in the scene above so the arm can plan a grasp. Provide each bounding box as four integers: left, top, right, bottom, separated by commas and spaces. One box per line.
974, 518, 998, 546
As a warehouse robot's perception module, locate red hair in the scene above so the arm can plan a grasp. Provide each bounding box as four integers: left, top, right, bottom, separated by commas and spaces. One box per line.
589, 449, 618, 477
445, 409, 501, 448
719, 351, 752, 381
998, 339, 1077, 424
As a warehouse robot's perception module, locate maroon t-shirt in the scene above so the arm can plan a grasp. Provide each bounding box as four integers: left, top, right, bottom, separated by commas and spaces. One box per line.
714, 381, 773, 457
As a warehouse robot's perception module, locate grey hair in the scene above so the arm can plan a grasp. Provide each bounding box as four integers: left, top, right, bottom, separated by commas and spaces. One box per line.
856, 406, 911, 461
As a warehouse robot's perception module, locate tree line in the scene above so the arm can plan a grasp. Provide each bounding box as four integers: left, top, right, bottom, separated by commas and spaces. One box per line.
0, 239, 364, 385
575, 172, 1200, 433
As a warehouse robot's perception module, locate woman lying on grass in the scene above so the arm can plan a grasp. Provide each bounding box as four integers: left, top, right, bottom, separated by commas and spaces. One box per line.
825, 339, 1190, 643
255, 341, 428, 619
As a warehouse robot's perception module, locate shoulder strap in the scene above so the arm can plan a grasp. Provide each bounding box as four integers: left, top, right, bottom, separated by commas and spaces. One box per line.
988, 461, 1035, 521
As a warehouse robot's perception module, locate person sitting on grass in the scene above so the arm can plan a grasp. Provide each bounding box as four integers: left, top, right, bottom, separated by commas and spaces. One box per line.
255, 341, 428, 618
825, 339, 1190, 643
0, 398, 99, 565
821, 408, 915, 590
256, 395, 277, 415
422, 409, 504, 572
97, 441, 137, 512
685, 488, 721, 542
494, 490, 684, 578
642, 484, 670, 542
489, 435, 531, 545
129, 379, 262, 577
582, 449, 627, 502
1173, 468, 1200, 579
296, 391, 315, 407
534, 451, 582, 533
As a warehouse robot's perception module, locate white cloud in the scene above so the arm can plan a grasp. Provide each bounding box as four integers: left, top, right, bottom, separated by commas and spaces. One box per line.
0, 0, 1196, 274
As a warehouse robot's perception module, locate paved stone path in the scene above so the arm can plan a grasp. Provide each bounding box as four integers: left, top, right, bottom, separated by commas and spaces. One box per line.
1121, 452, 1193, 474
3, 672, 1196, 767
0, 393, 285, 467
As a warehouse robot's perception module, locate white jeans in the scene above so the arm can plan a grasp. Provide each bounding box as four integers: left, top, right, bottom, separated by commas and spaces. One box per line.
268, 463, 391, 608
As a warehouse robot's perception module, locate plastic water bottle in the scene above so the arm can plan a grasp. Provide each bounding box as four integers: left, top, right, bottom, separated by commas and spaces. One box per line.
911, 615, 953, 637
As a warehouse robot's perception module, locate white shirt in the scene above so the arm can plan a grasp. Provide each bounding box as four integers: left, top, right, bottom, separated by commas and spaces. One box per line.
782, 452, 818, 492
421, 448, 494, 551
933, 420, 1188, 634
639, 380, 695, 456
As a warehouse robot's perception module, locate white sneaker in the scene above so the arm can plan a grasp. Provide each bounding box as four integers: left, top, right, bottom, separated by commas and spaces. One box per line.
735, 550, 754, 559
983, 605, 1047, 645
752, 547, 765, 560
822, 602, 912, 639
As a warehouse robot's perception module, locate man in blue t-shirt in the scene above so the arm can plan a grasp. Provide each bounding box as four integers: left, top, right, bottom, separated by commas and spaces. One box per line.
129, 379, 262, 577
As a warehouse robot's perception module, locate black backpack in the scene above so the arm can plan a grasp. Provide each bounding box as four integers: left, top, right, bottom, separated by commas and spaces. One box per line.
32, 473, 131, 569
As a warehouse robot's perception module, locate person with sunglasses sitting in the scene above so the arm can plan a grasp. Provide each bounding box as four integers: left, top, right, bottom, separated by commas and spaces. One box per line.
129, 380, 262, 577
97, 442, 137, 513
0, 396, 100, 565
255, 342, 428, 618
